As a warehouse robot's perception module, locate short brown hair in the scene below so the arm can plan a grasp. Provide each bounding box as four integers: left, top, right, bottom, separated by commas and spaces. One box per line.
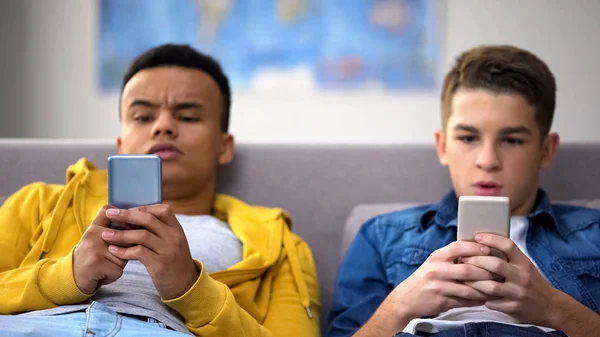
441, 45, 556, 136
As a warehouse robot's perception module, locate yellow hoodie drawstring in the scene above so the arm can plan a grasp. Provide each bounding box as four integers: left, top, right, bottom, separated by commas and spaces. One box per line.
41, 170, 84, 253
282, 226, 313, 319
212, 194, 317, 320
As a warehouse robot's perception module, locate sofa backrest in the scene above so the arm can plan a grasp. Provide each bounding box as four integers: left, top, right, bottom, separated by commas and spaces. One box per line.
3, 139, 600, 334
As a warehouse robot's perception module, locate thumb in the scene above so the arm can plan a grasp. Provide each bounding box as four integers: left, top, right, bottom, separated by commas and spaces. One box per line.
92, 204, 116, 228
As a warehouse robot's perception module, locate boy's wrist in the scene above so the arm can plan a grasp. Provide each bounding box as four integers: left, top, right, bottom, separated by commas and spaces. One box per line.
358, 302, 411, 337
378, 294, 413, 333
545, 290, 573, 330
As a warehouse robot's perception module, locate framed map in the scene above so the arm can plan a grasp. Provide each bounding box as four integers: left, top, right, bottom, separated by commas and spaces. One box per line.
99, 0, 441, 91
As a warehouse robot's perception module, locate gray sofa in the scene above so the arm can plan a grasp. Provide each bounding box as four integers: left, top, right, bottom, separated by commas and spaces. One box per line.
2, 139, 600, 334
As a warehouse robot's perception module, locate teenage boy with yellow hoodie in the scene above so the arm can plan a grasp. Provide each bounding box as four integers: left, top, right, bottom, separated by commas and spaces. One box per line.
0, 44, 320, 337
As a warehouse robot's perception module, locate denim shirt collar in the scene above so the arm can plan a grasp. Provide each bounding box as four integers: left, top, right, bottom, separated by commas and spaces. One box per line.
430, 189, 563, 238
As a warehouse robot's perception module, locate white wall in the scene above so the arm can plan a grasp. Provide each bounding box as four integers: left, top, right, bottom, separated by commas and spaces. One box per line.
0, 1, 28, 137
1, 0, 599, 144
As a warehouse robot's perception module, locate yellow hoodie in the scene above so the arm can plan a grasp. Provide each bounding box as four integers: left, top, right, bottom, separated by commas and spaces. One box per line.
0, 158, 321, 336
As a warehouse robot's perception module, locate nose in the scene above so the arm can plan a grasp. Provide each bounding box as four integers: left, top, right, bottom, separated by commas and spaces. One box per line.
151, 111, 178, 138
475, 141, 501, 171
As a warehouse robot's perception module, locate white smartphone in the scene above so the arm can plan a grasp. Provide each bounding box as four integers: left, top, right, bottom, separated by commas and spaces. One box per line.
457, 196, 510, 260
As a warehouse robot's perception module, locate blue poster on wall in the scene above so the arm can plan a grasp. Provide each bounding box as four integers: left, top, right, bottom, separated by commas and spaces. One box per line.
98, 0, 441, 92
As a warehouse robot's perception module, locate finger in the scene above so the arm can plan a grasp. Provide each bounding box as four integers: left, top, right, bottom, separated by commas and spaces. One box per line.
435, 296, 486, 314
104, 248, 128, 268
105, 209, 163, 235
108, 244, 158, 266
92, 204, 117, 228
101, 229, 161, 254
484, 298, 521, 314
430, 241, 491, 262
134, 204, 179, 228
474, 234, 526, 264
460, 256, 509, 278
97, 262, 125, 286
463, 280, 518, 298
448, 297, 488, 309
442, 263, 500, 282
437, 281, 490, 301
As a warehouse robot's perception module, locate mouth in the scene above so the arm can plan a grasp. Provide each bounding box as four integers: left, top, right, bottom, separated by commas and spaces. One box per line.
146, 143, 183, 160
472, 182, 503, 196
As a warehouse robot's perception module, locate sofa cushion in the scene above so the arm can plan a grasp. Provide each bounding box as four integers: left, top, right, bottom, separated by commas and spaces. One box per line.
341, 199, 600, 258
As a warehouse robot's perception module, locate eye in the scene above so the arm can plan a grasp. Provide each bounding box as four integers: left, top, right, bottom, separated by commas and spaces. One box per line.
134, 115, 153, 123
178, 116, 200, 122
503, 137, 525, 146
456, 135, 478, 143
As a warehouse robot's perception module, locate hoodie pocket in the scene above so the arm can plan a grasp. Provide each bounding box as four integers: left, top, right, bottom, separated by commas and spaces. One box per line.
385, 246, 431, 287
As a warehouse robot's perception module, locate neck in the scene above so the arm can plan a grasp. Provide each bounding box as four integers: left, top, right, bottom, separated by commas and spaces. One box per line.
512, 189, 539, 217
162, 181, 216, 215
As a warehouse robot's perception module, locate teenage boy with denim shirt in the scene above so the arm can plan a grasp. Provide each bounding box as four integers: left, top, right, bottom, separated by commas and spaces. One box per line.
328, 45, 600, 337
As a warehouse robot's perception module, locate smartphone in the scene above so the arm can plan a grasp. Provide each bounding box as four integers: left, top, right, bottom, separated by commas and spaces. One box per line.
457, 196, 510, 260
107, 154, 162, 229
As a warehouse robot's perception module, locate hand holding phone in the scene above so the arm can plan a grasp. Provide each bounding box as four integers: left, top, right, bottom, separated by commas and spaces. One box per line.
107, 154, 162, 230
457, 196, 511, 261
73, 204, 128, 294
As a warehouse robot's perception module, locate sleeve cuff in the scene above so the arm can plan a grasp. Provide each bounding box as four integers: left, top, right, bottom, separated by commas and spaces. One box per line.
163, 260, 228, 328
37, 247, 94, 305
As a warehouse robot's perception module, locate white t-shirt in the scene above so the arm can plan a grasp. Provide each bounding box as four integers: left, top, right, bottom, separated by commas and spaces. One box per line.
402, 216, 555, 335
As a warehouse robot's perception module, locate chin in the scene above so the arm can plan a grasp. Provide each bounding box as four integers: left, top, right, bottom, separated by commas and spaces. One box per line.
163, 171, 195, 184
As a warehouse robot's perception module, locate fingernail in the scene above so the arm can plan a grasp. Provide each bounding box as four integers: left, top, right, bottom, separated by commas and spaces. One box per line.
102, 230, 114, 238
480, 246, 489, 254
462, 257, 471, 263
106, 209, 120, 216
108, 245, 119, 253
474, 234, 483, 241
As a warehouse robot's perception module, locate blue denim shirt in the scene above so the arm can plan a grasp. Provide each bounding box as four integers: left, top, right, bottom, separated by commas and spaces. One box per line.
327, 189, 600, 337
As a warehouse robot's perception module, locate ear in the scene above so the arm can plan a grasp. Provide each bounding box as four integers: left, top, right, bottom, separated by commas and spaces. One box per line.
218, 133, 235, 165
435, 129, 449, 166
540, 132, 559, 169
116, 136, 123, 154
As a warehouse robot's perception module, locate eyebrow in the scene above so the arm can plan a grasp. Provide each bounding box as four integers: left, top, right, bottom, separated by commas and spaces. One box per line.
498, 126, 532, 136
453, 124, 479, 133
453, 123, 532, 136
127, 100, 204, 110
128, 99, 157, 109
173, 102, 203, 110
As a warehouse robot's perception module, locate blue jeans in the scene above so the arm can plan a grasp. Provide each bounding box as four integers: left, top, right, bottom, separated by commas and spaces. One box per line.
394, 322, 569, 337
0, 301, 189, 336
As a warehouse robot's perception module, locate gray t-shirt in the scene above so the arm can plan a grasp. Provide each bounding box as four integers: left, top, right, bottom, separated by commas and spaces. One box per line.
22, 214, 244, 334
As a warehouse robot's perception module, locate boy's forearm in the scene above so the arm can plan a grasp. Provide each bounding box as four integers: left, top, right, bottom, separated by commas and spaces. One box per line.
0, 252, 91, 314
549, 291, 600, 337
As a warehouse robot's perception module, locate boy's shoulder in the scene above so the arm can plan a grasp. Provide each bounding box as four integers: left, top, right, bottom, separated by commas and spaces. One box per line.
358, 203, 447, 245
550, 202, 600, 234
552, 202, 600, 215
360, 191, 459, 236
363, 204, 437, 229
354, 203, 453, 268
